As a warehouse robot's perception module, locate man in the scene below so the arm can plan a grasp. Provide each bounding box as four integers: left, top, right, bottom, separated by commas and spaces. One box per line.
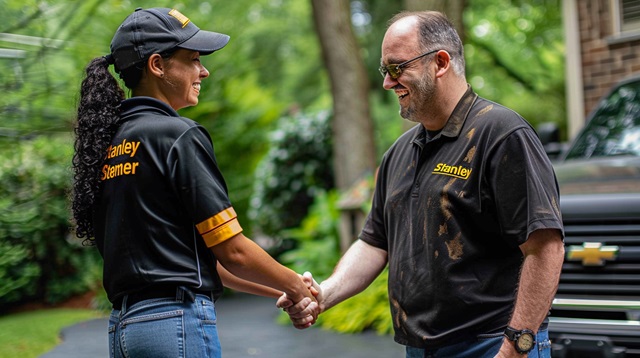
280, 10, 565, 358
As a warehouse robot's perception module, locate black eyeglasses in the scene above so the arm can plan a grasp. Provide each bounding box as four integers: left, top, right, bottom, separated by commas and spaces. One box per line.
379, 49, 440, 79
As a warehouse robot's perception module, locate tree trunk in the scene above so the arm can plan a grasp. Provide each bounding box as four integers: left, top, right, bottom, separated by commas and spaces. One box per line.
310, 0, 376, 191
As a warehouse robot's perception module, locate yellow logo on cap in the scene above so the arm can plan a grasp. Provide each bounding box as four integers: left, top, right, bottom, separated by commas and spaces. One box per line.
168, 9, 190, 28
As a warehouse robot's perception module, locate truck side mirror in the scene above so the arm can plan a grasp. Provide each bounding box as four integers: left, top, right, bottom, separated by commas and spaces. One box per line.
537, 122, 563, 160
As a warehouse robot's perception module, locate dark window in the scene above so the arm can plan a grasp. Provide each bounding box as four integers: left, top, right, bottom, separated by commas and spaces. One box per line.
565, 78, 640, 159
621, 0, 640, 32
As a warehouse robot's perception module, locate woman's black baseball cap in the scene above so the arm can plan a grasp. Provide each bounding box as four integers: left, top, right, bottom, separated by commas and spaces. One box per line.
109, 7, 230, 70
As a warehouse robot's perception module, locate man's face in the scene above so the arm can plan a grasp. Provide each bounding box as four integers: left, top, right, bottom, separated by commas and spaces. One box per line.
399, 64, 436, 122
381, 18, 437, 123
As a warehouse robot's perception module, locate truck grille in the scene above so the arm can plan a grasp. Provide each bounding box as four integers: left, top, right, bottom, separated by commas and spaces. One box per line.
558, 218, 640, 298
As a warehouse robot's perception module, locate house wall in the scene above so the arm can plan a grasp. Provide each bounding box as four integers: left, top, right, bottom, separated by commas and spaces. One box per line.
577, 0, 640, 117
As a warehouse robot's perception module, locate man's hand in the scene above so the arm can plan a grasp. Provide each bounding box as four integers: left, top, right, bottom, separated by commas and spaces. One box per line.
277, 272, 322, 329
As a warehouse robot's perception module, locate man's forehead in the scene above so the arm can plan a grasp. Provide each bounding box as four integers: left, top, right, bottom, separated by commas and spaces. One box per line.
382, 18, 419, 59
388, 15, 419, 35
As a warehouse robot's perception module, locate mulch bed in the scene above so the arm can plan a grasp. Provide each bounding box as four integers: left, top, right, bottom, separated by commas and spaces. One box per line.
6, 291, 96, 314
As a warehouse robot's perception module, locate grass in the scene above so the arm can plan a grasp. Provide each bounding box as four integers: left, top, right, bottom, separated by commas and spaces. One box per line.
0, 308, 102, 358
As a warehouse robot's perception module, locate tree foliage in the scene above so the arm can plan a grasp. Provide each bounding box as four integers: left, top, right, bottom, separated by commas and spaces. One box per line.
464, 0, 566, 133
0, 135, 102, 310
0, 0, 566, 331
0, 0, 107, 137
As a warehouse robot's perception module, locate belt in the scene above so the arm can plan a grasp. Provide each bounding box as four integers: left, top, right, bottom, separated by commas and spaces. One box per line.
112, 286, 211, 310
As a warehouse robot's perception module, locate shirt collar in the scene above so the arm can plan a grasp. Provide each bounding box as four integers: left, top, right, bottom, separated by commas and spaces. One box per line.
120, 97, 180, 118
411, 85, 478, 145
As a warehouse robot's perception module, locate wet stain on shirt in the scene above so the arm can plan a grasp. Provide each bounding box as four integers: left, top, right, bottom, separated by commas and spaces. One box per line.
466, 127, 476, 140
438, 222, 447, 236
464, 146, 476, 163
501, 153, 510, 165
440, 178, 456, 220
552, 196, 560, 216
477, 104, 494, 117
445, 233, 464, 260
391, 298, 408, 334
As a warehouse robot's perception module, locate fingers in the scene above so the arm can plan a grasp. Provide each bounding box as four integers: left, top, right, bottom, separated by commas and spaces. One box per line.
289, 300, 319, 319
278, 296, 320, 329
275, 293, 293, 309
291, 312, 316, 329
289, 301, 318, 329
280, 297, 310, 317
277, 271, 323, 329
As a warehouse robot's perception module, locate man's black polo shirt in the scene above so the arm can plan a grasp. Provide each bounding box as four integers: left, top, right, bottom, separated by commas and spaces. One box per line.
360, 87, 564, 348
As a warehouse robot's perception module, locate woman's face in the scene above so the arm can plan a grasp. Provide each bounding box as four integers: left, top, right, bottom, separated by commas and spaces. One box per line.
161, 49, 210, 110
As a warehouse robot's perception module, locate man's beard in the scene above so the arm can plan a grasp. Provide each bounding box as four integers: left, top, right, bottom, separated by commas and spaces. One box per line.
400, 72, 436, 122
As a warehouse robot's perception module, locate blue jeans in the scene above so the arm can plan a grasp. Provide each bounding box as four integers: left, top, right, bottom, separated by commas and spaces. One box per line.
108, 288, 220, 358
406, 329, 551, 358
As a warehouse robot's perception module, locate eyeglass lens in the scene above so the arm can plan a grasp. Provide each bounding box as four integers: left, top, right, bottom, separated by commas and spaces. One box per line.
379, 49, 439, 79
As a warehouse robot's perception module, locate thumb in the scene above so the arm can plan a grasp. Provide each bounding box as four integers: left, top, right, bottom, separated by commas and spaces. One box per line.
302, 271, 320, 297
302, 271, 314, 285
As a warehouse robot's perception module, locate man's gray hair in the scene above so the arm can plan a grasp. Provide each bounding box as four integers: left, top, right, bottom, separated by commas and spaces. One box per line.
388, 11, 466, 77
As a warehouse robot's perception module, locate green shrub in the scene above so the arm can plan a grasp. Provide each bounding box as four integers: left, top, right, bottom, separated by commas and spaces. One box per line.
279, 190, 341, 278
247, 109, 391, 334
278, 190, 393, 335
0, 135, 102, 310
248, 110, 334, 244
0, 240, 39, 302
318, 269, 392, 335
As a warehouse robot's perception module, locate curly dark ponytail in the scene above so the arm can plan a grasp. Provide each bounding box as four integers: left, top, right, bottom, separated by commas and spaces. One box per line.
72, 56, 125, 243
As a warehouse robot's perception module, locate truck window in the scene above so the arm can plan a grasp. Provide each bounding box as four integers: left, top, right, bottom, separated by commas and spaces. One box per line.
564, 80, 640, 160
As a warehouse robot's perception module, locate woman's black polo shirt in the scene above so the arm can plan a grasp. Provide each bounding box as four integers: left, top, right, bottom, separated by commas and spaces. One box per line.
94, 97, 243, 304
360, 87, 564, 348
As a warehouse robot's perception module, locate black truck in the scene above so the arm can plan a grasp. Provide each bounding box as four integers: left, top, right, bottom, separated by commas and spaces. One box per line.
541, 75, 640, 357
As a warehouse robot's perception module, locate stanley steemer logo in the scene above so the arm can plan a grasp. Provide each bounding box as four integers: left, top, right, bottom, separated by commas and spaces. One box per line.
432, 162, 472, 180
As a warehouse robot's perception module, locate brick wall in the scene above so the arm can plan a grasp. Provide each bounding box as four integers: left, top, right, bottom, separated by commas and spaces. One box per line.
578, 0, 640, 116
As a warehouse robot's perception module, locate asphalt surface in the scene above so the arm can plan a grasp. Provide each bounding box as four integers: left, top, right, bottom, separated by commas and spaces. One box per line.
40, 293, 405, 358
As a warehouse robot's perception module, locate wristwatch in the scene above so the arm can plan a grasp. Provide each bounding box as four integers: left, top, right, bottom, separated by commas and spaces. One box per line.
504, 326, 535, 354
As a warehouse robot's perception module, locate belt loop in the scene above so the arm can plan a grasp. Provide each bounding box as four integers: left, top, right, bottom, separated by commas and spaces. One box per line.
176, 286, 185, 302
121, 294, 129, 314
178, 286, 196, 302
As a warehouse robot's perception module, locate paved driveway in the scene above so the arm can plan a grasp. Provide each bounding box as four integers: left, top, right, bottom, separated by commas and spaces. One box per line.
41, 293, 404, 358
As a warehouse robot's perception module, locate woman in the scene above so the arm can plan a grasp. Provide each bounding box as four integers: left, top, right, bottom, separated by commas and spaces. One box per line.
71, 7, 316, 358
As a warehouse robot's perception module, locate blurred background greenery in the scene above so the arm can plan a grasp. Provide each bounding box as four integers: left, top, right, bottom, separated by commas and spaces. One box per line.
0, 0, 564, 335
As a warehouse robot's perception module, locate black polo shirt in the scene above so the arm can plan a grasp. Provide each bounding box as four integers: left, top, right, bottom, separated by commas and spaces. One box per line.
360, 87, 563, 348
94, 97, 243, 304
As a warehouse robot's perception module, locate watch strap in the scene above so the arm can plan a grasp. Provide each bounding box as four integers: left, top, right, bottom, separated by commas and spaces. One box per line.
504, 326, 518, 340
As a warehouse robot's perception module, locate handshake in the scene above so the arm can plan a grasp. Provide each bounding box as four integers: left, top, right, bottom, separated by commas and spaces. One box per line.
276, 272, 323, 329
274, 240, 386, 329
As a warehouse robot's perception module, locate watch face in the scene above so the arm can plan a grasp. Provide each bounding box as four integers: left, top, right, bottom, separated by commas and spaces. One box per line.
517, 333, 535, 352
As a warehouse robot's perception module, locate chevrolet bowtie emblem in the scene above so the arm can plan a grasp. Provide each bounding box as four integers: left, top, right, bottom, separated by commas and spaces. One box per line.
566, 242, 619, 266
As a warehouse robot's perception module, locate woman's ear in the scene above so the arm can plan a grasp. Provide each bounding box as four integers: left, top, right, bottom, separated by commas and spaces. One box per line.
147, 54, 165, 79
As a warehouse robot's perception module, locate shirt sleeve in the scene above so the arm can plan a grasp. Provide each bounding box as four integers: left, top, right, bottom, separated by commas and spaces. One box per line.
359, 154, 389, 251
488, 127, 564, 246
167, 125, 243, 247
